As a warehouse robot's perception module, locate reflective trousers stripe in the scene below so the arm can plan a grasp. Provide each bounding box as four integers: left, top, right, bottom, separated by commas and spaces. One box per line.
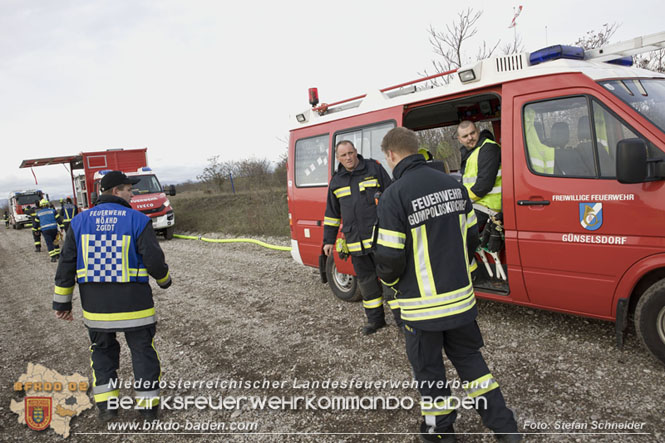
466, 373, 499, 398
94, 389, 119, 403
363, 297, 383, 309
421, 397, 457, 416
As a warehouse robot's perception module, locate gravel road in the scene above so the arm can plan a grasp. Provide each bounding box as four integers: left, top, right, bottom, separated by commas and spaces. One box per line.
1, 227, 663, 442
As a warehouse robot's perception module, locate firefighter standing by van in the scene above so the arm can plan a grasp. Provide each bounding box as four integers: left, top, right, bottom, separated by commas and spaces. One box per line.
458, 121, 502, 229
34, 199, 63, 261
53, 171, 172, 422
375, 127, 520, 442
323, 140, 398, 335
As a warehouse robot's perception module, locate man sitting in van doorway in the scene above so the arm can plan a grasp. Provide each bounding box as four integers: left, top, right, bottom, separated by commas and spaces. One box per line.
457, 121, 502, 230
322, 140, 399, 336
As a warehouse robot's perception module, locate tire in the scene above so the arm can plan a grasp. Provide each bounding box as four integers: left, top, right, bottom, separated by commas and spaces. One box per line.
325, 256, 361, 302
634, 279, 665, 366
164, 226, 174, 240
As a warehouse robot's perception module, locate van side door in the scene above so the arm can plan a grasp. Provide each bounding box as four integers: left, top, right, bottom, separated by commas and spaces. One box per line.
511, 82, 665, 319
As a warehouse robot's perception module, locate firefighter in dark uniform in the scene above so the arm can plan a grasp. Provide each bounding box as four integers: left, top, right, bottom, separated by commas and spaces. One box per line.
375, 127, 520, 442
323, 140, 399, 335
34, 199, 64, 261
53, 171, 172, 422
59, 197, 79, 233
2, 210, 8, 228
458, 121, 502, 229
25, 203, 42, 251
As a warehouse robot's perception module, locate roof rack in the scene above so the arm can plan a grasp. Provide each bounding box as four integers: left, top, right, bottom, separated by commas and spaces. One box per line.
585, 31, 665, 62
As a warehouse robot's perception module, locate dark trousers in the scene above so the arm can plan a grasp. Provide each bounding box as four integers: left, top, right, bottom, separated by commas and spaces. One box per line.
42, 229, 59, 257
32, 230, 41, 250
405, 321, 518, 434
352, 253, 385, 324
89, 326, 161, 409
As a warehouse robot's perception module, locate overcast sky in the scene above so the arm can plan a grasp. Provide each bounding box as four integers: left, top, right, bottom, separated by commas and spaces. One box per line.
1, 0, 662, 198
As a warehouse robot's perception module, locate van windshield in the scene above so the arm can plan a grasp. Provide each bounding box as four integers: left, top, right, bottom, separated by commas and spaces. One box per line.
600, 78, 665, 134
132, 175, 163, 195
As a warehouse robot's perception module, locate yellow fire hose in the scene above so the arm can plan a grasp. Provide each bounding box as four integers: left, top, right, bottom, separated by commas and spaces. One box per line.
173, 234, 291, 252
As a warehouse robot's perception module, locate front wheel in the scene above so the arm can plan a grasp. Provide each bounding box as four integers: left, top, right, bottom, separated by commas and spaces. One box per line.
164, 227, 174, 240
325, 256, 361, 302
635, 279, 665, 365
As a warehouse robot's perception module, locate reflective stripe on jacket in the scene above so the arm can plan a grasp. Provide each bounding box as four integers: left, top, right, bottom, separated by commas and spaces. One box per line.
35, 207, 60, 231
323, 155, 392, 256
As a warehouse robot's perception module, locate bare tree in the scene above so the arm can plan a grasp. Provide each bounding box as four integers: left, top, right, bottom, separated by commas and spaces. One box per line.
573, 23, 619, 49
501, 32, 524, 55
420, 8, 501, 86
197, 155, 238, 192
636, 49, 665, 73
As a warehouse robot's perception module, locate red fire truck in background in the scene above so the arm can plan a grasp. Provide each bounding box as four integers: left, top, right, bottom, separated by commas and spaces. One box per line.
20, 148, 177, 239
287, 32, 665, 364
7, 189, 48, 229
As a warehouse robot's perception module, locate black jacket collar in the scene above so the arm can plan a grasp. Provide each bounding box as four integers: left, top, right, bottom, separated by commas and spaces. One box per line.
95, 194, 132, 208
393, 154, 426, 180
337, 154, 369, 176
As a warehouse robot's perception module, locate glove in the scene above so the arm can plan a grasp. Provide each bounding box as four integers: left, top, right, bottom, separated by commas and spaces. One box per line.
335, 238, 350, 260
157, 274, 172, 289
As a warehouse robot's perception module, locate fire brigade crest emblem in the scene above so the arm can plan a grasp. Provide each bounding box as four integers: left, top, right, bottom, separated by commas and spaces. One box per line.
579, 202, 603, 231
25, 397, 52, 431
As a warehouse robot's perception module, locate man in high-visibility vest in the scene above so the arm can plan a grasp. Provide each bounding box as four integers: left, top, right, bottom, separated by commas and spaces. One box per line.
376, 127, 520, 442
53, 170, 172, 422
458, 121, 502, 229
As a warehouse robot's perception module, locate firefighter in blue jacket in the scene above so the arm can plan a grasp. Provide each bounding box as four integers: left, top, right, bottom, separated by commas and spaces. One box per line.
34, 199, 64, 261
323, 140, 399, 335
53, 171, 172, 422
375, 127, 520, 442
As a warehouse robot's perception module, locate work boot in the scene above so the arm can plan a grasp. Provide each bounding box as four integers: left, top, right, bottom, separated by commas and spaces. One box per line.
35, 247, 41, 252
361, 319, 386, 336
139, 407, 159, 420
50, 256, 58, 262
97, 408, 118, 422
420, 422, 456, 443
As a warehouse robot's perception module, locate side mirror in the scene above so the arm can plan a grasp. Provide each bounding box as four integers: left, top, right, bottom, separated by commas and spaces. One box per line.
167, 185, 176, 196
90, 192, 98, 205
616, 138, 647, 184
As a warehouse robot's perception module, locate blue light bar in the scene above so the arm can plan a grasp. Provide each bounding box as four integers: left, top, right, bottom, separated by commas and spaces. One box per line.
529, 45, 584, 65
606, 56, 634, 67
98, 169, 111, 175
139, 167, 152, 172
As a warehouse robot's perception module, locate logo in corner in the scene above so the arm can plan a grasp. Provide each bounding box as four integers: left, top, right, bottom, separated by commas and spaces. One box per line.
25, 397, 52, 431
579, 202, 603, 231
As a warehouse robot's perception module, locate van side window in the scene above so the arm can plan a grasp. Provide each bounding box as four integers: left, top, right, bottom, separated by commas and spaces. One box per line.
294, 134, 329, 187
335, 121, 395, 174
524, 96, 661, 179
524, 97, 595, 177
591, 100, 663, 177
